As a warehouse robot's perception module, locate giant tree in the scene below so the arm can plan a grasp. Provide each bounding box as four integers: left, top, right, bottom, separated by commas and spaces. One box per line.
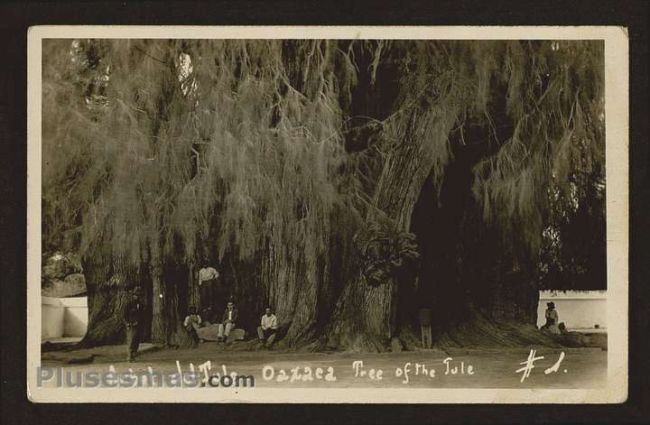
42, 39, 604, 350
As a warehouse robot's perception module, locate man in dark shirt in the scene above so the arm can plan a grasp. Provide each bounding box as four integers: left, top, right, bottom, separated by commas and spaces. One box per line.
217, 301, 238, 342
124, 286, 143, 362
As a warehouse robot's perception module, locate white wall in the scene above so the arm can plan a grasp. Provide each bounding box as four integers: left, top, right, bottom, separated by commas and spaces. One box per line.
41, 296, 88, 340
61, 297, 88, 337
42, 297, 65, 339
537, 290, 607, 330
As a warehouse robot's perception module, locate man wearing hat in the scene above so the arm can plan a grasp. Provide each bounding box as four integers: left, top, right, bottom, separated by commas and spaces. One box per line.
542, 301, 560, 335
124, 286, 144, 361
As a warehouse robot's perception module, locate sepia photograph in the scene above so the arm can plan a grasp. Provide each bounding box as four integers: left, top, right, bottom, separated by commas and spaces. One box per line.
26, 26, 629, 403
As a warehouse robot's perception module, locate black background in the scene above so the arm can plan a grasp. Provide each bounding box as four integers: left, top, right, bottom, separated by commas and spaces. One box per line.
1, 1, 648, 424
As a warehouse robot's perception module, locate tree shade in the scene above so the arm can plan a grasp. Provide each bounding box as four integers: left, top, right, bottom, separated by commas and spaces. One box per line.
42, 39, 605, 350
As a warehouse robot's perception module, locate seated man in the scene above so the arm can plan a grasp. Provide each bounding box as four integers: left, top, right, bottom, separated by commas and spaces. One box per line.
541, 302, 561, 335
257, 307, 278, 347
183, 306, 202, 346
217, 301, 238, 342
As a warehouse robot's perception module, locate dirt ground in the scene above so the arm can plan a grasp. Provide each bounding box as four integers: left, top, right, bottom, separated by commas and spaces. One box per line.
40, 338, 607, 389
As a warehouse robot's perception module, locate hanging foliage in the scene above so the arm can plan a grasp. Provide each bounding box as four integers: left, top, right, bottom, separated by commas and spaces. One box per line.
42, 39, 605, 349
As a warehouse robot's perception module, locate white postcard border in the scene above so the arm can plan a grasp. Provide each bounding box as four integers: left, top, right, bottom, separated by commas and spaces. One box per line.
27, 25, 629, 403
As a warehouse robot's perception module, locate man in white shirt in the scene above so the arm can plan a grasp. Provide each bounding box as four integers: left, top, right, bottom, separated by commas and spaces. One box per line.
257, 307, 278, 347
198, 264, 219, 313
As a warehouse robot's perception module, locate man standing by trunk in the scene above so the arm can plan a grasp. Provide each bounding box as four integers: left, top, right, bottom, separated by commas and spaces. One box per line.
198, 263, 219, 313
124, 286, 143, 362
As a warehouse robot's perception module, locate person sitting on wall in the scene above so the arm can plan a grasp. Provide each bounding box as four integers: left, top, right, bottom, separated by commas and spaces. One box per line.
257, 307, 278, 348
541, 301, 561, 335
217, 301, 238, 342
183, 305, 202, 346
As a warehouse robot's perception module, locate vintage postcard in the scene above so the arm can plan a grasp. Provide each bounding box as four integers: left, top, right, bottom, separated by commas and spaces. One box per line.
26, 26, 628, 403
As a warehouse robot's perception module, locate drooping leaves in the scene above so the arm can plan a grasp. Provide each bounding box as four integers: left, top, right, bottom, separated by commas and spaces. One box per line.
42, 39, 605, 299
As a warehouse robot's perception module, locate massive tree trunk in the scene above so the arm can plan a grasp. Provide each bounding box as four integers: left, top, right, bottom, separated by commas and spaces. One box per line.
405, 130, 549, 349
81, 229, 194, 348
322, 101, 552, 351
81, 255, 148, 346
325, 112, 444, 352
